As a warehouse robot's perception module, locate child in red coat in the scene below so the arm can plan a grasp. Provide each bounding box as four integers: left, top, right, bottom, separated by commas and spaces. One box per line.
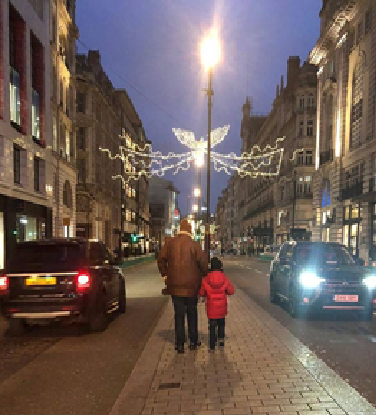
199, 257, 235, 351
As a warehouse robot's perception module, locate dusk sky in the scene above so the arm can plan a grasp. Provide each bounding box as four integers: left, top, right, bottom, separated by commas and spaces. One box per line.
76, 0, 322, 216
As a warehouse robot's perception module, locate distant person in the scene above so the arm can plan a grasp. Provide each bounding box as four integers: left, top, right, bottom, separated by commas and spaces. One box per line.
199, 257, 234, 352
158, 219, 208, 354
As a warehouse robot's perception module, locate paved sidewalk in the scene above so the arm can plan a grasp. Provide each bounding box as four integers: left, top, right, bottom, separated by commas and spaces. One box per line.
109, 286, 376, 415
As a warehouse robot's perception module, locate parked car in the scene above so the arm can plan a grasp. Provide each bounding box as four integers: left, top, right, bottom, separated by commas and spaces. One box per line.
0, 238, 126, 335
269, 241, 376, 320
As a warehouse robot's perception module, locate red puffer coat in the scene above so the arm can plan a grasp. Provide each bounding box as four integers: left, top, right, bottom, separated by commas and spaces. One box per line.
199, 271, 235, 319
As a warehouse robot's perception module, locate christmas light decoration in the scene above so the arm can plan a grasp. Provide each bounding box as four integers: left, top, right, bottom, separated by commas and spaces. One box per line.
100, 129, 287, 186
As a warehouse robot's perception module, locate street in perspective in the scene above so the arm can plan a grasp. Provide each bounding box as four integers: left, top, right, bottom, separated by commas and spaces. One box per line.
1, 0, 376, 414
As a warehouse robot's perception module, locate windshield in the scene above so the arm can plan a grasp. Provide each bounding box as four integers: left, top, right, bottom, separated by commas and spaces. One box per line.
295, 244, 355, 266
10, 244, 83, 266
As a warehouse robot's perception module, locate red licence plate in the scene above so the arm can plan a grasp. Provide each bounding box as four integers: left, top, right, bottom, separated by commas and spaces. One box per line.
334, 295, 358, 302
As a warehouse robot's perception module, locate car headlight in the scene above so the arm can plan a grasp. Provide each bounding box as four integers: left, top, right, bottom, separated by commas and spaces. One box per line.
363, 275, 376, 289
299, 272, 325, 289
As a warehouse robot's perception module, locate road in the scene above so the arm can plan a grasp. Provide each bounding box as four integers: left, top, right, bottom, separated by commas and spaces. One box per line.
224, 255, 376, 406
0, 262, 167, 415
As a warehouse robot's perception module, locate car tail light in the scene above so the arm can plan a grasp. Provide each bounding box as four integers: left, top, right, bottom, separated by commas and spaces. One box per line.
0, 275, 8, 294
76, 272, 90, 291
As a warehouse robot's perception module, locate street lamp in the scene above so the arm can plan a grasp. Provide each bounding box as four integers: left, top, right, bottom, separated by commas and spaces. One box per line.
194, 188, 201, 198
192, 204, 198, 213
201, 30, 220, 260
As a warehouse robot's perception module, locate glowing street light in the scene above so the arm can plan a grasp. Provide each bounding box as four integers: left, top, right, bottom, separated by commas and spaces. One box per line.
201, 30, 221, 70
192, 204, 198, 213
194, 188, 201, 198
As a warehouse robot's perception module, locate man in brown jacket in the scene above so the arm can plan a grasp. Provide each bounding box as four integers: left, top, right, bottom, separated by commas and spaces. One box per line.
158, 219, 208, 353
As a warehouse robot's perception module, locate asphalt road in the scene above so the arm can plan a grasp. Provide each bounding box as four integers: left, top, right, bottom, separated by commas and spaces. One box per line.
223, 255, 376, 406
0, 262, 167, 415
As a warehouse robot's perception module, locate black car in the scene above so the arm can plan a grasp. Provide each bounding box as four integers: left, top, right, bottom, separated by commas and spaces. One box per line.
0, 238, 126, 334
269, 241, 376, 320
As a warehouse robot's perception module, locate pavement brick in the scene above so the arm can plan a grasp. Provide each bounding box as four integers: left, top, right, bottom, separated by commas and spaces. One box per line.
108, 279, 376, 415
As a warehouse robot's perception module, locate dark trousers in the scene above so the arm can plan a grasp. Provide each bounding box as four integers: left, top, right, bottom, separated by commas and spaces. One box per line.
172, 296, 198, 346
209, 318, 225, 349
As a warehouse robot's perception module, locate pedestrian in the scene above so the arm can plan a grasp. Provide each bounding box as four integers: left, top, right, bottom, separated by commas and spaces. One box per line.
199, 257, 234, 352
158, 219, 208, 354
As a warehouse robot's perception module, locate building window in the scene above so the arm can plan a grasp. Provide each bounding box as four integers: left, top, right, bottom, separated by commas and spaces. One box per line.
63, 180, 72, 208
297, 151, 304, 165
10, 67, 21, 127
77, 159, 86, 184
34, 157, 40, 191
13, 145, 21, 184
322, 179, 331, 208
305, 150, 313, 165
78, 127, 85, 150
77, 91, 86, 113
299, 121, 304, 136
299, 97, 304, 110
350, 61, 364, 149
304, 176, 312, 194
307, 95, 315, 108
307, 120, 313, 136
32, 89, 40, 140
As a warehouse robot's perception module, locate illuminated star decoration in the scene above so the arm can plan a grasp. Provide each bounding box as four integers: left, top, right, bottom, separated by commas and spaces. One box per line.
99, 126, 285, 187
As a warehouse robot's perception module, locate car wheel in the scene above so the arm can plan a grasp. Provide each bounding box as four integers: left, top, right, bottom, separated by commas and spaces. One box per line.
88, 294, 108, 332
8, 319, 26, 336
361, 306, 373, 321
289, 286, 302, 319
119, 282, 126, 314
270, 275, 279, 304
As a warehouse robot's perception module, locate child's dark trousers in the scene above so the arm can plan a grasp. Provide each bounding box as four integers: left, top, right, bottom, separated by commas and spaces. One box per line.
209, 318, 225, 349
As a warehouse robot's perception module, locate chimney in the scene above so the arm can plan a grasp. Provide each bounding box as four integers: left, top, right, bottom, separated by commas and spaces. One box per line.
287, 56, 300, 88
280, 75, 284, 91
88, 50, 101, 67
276, 84, 280, 98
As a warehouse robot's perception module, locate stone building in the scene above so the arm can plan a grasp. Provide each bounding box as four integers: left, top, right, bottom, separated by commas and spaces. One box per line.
218, 56, 318, 252
50, 0, 78, 238
75, 50, 150, 255
149, 177, 179, 249
0, 0, 53, 268
310, 0, 376, 261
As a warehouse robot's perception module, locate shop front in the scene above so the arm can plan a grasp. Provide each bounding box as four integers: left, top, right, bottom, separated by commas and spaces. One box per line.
0, 195, 52, 267
343, 204, 362, 257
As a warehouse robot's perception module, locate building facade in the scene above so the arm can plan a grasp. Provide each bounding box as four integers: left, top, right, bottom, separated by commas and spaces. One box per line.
310, 0, 376, 261
149, 177, 179, 249
50, 0, 78, 238
75, 50, 150, 255
0, 0, 54, 269
217, 57, 318, 252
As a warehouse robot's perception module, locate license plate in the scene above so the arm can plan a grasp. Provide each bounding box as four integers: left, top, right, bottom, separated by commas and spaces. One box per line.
334, 295, 358, 302
26, 276, 56, 286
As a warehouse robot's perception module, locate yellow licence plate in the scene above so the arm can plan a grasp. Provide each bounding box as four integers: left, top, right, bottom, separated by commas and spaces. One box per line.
26, 276, 57, 286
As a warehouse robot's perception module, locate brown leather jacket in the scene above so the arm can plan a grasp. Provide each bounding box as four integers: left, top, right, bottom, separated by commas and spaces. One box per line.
158, 232, 208, 297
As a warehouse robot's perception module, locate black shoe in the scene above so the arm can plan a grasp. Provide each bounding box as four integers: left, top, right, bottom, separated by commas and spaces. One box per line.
218, 339, 224, 347
189, 341, 202, 351
177, 345, 184, 354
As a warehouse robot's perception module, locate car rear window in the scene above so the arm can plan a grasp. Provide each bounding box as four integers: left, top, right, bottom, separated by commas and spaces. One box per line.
295, 244, 355, 266
11, 244, 83, 266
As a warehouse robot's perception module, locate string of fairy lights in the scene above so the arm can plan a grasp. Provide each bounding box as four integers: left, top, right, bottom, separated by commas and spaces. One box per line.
99, 126, 307, 187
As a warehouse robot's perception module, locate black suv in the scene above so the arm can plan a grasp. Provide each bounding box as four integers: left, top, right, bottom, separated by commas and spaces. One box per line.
270, 241, 376, 320
0, 238, 126, 334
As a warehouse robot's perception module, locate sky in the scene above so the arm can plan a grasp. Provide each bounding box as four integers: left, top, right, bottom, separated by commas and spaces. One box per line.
76, 0, 322, 216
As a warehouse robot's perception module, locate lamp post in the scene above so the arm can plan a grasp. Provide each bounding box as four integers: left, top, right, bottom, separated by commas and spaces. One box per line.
201, 30, 220, 261
291, 170, 297, 240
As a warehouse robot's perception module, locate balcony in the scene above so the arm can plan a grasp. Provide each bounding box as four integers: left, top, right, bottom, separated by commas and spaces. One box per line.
320, 149, 333, 165
340, 181, 363, 201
